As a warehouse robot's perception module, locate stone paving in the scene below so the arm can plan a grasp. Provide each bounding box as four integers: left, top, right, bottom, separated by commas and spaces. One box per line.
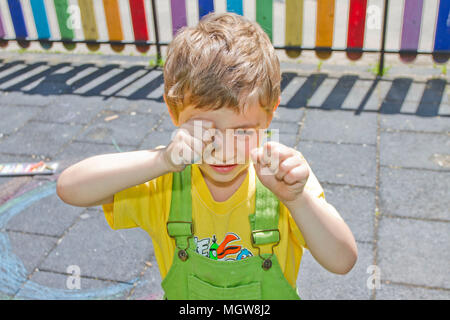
0, 51, 449, 300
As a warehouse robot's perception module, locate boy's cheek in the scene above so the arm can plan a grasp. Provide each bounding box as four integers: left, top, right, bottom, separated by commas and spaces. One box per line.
237, 136, 258, 163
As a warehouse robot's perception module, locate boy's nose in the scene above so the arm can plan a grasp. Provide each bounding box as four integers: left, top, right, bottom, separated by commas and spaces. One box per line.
208, 131, 243, 164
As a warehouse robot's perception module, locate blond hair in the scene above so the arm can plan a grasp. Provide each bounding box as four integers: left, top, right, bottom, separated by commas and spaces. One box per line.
163, 12, 281, 121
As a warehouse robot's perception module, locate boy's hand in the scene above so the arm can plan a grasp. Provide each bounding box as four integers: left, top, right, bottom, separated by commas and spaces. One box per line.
163, 119, 214, 172
250, 141, 310, 205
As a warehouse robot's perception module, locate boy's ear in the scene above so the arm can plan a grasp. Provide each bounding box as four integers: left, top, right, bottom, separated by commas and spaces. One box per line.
264, 97, 280, 128
274, 96, 281, 112
163, 93, 179, 127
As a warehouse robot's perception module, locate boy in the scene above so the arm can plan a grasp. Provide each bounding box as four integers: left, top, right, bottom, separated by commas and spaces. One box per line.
57, 12, 357, 300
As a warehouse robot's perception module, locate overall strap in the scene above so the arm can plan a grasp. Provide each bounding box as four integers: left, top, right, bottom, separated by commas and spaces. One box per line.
251, 177, 280, 247
167, 165, 194, 251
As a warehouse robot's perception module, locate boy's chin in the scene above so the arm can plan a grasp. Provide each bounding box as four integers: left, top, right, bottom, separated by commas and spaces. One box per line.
198, 162, 249, 183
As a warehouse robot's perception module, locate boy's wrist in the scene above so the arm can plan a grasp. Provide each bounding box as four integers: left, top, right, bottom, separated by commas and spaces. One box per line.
281, 188, 312, 212
158, 146, 184, 173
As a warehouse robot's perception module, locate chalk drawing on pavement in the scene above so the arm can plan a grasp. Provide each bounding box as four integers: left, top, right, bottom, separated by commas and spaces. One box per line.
0, 179, 143, 299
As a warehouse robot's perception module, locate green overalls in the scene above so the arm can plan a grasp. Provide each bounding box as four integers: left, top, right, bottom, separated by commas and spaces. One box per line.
161, 165, 300, 300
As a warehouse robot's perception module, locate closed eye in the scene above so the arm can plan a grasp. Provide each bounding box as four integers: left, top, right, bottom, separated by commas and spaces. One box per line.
235, 129, 256, 136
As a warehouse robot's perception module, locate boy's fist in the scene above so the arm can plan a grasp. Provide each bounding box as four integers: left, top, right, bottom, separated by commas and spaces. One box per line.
163, 119, 214, 172
250, 141, 310, 205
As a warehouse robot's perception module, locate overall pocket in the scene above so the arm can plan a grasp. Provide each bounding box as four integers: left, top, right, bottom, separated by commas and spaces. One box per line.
187, 275, 261, 300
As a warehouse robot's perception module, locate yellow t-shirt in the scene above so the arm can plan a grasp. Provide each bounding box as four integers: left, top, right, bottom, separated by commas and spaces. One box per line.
102, 162, 325, 288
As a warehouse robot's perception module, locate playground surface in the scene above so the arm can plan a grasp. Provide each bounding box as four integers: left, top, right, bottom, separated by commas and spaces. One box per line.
0, 48, 449, 300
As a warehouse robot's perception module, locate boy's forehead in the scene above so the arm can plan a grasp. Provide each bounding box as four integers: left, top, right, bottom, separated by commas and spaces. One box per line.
186, 105, 266, 128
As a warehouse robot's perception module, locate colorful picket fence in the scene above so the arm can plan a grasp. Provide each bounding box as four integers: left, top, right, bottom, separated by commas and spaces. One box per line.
0, 0, 449, 75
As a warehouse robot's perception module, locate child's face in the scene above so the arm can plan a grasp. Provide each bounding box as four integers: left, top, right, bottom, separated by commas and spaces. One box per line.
176, 102, 274, 185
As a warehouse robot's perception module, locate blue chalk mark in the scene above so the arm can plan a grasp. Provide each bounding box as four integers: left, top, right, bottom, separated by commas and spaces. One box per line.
30, 0, 51, 39
111, 137, 123, 153
7, 0, 28, 38
227, 0, 243, 15
198, 0, 214, 19
16, 276, 137, 300
0, 182, 55, 229
0, 181, 144, 299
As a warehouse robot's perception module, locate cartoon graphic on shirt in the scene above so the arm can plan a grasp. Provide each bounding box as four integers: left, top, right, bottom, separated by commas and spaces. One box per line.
194, 232, 254, 261
217, 233, 242, 259
236, 248, 253, 260
209, 235, 219, 260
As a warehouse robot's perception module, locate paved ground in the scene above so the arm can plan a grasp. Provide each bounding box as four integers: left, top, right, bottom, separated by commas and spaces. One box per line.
0, 50, 449, 300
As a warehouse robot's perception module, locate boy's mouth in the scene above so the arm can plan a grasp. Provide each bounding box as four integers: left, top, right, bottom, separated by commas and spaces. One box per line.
209, 164, 238, 173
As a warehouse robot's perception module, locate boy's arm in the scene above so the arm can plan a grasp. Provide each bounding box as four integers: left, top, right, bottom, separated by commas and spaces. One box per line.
57, 148, 172, 207
284, 190, 358, 275
251, 142, 357, 275
57, 119, 213, 208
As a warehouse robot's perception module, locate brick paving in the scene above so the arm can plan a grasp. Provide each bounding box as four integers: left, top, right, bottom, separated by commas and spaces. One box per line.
0, 51, 448, 300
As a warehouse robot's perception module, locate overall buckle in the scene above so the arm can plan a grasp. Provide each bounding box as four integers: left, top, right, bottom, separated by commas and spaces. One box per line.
166, 220, 194, 235
250, 229, 281, 270
166, 221, 194, 261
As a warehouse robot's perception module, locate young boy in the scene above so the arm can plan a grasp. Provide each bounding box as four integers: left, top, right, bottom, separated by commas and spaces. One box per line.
57, 12, 357, 300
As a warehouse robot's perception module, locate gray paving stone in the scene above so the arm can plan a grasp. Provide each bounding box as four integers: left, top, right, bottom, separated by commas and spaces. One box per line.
103, 97, 169, 117
113, 99, 169, 117
380, 114, 450, 133
32, 97, 104, 125
378, 217, 450, 289
100, 96, 134, 113
379, 167, 450, 221
307, 78, 339, 107
56, 141, 137, 164
439, 103, 450, 116
341, 79, 374, 110
301, 109, 377, 145
15, 270, 132, 300
280, 74, 305, 103
0, 176, 25, 191
416, 79, 447, 117
380, 131, 450, 170
0, 175, 33, 208
155, 115, 177, 132
361, 80, 391, 111
6, 231, 57, 274
40, 210, 153, 283
140, 129, 173, 150
380, 78, 413, 115
117, 69, 164, 100
77, 110, 159, 147
269, 120, 299, 134
50, 94, 113, 110
0, 121, 84, 158
0, 105, 42, 136
297, 242, 373, 300
126, 254, 164, 300
322, 184, 375, 243
0, 90, 55, 107
273, 106, 305, 123
297, 140, 377, 187
375, 282, 450, 300
279, 133, 298, 148
321, 75, 360, 109
285, 73, 328, 108
6, 192, 85, 237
